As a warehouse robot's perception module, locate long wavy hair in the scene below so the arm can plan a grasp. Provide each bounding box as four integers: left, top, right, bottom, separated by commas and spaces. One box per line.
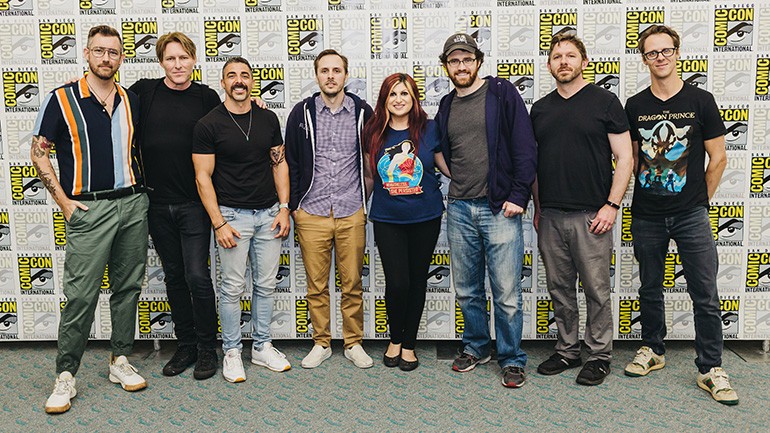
363, 73, 428, 175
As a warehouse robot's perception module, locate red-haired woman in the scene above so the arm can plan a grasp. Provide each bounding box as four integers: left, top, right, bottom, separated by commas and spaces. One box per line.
363, 73, 450, 371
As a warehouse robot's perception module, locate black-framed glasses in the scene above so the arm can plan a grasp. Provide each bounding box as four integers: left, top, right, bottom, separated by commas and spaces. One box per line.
642, 47, 676, 60
446, 57, 477, 68
89, 46, 121, 60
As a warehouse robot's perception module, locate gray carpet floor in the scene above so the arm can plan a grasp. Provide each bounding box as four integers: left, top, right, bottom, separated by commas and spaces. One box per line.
1, 339, 768, 432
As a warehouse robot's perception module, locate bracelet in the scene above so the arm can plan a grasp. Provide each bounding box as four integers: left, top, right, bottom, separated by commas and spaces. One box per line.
278, 203, 289, 210
213, 221, 227, 231
606, 200, 620, 210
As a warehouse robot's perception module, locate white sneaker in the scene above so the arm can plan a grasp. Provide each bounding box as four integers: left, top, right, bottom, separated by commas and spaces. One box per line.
109, 355, 147, 391
45, 371, 76, 414
624, 346, 665, 377
251, 342, 291, 372
301, 345, 332, 369
344, 344, 373, 369
222, 348, 246, 383
697, 367, 739, 405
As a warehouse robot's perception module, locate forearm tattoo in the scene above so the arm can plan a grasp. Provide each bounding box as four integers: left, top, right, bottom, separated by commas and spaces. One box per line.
31, 136, 58, 197
270, 145, 286, 167
31, 135, 51, 159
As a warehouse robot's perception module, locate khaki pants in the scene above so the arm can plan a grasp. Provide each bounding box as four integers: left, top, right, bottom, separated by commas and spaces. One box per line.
294, 207, 365, 348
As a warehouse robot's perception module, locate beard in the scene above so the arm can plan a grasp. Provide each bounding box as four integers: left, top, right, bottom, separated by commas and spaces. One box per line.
320, 80, 343, 98
552, 67, 582, 84
88, 60, 117, 80
449, 67, 479, 89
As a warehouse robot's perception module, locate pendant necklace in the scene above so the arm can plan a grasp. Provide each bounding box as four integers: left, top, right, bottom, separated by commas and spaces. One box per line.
227, 108, 253, 141
87, 82, 116, 107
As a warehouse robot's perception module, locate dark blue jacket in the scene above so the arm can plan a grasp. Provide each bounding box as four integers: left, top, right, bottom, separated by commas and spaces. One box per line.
285, 92, 374, 211
435, 76, 537, 214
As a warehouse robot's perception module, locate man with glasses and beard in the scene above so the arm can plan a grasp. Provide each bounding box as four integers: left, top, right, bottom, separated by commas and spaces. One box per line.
435, 33, 537, 388
33, 25, 148, 414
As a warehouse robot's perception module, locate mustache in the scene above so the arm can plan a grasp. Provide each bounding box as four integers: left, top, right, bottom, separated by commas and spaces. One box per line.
231, 83, 249, 90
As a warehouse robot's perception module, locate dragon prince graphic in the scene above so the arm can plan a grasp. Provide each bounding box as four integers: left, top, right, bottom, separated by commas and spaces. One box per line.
377, 140, 424, 195
637, 120, 691, 195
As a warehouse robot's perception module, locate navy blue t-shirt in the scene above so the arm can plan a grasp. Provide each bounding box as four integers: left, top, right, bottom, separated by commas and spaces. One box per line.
369, 120, 444, 224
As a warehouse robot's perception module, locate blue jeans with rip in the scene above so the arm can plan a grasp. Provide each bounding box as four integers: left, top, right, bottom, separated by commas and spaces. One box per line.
447, 198, 527, 368
217, 204, 282, 352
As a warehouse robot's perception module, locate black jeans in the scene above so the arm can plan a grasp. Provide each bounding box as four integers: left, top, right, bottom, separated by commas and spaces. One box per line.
148, 201, 217, 350
632, 207, 723, 373
373, 217, 442, 350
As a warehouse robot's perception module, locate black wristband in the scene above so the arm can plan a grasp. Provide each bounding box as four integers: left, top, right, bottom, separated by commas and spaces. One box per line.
213, 220, 227, 231
606, 200, 620, 210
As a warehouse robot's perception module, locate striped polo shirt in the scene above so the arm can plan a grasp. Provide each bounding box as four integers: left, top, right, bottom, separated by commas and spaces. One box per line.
33, 77, 141, 197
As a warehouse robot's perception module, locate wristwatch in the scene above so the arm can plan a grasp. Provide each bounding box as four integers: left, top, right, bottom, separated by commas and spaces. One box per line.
278, 203, 289, 210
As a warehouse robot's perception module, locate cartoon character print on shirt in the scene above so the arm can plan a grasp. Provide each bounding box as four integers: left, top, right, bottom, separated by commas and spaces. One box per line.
377, 139, 424, 195
637, 120, 691, 196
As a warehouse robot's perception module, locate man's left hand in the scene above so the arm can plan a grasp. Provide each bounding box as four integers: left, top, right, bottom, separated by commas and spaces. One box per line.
589, 205, 618, 235
272, 209, 290, 238
502, 201, 524, 218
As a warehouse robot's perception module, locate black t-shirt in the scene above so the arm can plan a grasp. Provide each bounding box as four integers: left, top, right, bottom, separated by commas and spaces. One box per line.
625, 84, 725, 219
130, 79, 221, 204
531, 84, 629, 210
192, 102, 283, 209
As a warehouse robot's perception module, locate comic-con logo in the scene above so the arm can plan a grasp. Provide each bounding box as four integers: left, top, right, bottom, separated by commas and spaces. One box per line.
454, 300, 464, 337
535, 297, 557, 338
370, 14, 408, 60
21, 299, 58, 339
720, 107, 749, 151
204, 18, 241, 62
749, 156, 770, 198
583, 59, 620, 97
413, 0, 449, 8
161, 0, 199, 14
427, 252, 451, 293
620, 206, 633, 247
521, 252, 533, 293
0, 300, 18, 339
377, 140, 424, 195
714, 7, 754, 52
2, 69, 39, 112
618, 298, 641, 337
719, 298, 740, 337
625, 8, 665, 54
460, 12, 492, 54
100, 265, 111, 294
51, 211, 66, 249
756, 57, 769, 101
137, 299, 173, 338
252, 66, 285, 109
275, 252, 291, 291
18, 255, 55, 295
238, 298, 252, 338
678, 58, 708, 90
413, 62, 449, 107
709, 205, 744, 246
743, 297, 770, 337
271, 296, 292, 337
374, 296, 388, 338
539, 11, 577, 55
328, 0, 364, 11
121, 19, 158, 63
0, 0, 33, 16
39, 20, 77, 65
663, 252, 687, 293
245, 0, 282, 13
295, 297, 312, 337
746, 252, 770, 292
79, 0, 115, 15
0, 211, 10, 251
497, 61, 534, 104
287, 16, 323, 61
10, 165, 46, 205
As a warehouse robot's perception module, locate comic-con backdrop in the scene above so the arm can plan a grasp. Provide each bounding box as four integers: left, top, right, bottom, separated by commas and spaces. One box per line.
0, 0, 768, 342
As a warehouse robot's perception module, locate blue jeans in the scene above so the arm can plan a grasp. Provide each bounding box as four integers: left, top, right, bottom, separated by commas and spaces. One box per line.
447, 198, 527, 368
148, 201, 217, 350
632, 207, 723, 373
217, 204, 282, 351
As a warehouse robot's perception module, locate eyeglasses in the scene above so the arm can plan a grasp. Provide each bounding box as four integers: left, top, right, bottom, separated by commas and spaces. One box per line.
642, 47, 676, 60
446, 57, 477, 68
89, 46, 122, 60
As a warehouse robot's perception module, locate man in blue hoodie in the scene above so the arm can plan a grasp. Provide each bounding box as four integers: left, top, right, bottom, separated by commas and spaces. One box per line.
435, 33, 537, 388
285, 49, 374, 369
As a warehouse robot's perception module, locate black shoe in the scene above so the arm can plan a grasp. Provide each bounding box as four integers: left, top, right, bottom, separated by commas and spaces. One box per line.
537, 353, 582, 375
383, 353, 400, 368
162, 345, 197, 376
193, 349, 218, 380
399, 356, 419, 372
501, 366, 526, 388
452, 352, 492, 372
576, 360, 611, 386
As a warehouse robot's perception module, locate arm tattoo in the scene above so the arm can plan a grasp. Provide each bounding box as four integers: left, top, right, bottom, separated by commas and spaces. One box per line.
32, 160, 58, 197
270, 145, 286, 167
31, 135, 52, 159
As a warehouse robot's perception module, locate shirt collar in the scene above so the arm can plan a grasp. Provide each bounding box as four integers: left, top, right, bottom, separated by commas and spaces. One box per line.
315, 94, 354, 115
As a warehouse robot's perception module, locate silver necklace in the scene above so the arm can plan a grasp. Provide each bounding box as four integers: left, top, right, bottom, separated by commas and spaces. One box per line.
227, 108, 252, 141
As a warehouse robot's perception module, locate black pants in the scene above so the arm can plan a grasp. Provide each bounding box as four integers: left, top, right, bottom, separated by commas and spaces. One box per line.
373, 217, 442, 350
148, 201, 218, 350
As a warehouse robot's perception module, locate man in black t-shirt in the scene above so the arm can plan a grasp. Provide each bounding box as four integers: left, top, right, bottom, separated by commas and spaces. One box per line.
531, 33, 633, 386
129, 32, 221, 381
193, 57, 291, 384
623, 25, 738, 406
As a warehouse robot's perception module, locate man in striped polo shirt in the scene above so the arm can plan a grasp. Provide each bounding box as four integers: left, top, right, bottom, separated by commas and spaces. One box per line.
31, 25, 149, 414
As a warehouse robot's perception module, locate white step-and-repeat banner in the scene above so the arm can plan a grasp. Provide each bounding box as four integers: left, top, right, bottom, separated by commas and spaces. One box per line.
0, 0, 768, 342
